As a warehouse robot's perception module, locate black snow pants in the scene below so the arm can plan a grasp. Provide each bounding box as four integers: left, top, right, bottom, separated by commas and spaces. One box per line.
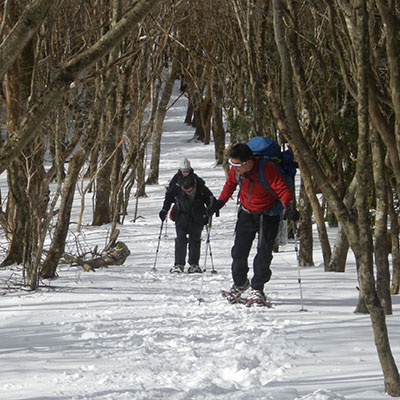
231, 209, 280, 291
175, 222, 204, 266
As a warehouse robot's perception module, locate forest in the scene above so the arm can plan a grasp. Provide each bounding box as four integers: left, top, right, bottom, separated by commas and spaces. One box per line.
1, 0, 400, 395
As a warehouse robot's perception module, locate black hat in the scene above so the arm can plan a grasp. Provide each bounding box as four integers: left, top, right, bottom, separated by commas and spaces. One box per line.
229, 143, 253, 162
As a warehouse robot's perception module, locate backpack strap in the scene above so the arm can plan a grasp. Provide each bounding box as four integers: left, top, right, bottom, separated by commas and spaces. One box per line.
257, 159, 273, 193
257, 158, 284, 215
236, 170, 255, 204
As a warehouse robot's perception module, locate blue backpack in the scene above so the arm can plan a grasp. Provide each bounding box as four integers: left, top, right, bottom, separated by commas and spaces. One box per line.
245, 136, 298, 214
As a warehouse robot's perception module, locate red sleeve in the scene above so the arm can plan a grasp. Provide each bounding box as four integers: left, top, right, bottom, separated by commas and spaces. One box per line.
218, 167, 239, 203
264, 162, 292, 209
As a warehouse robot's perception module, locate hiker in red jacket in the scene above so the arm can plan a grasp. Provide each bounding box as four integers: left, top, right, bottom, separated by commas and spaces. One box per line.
211, 143, 293, 306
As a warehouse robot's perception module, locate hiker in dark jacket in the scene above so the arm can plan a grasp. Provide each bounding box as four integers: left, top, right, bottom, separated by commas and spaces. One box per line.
163, 157, 205, 224
210, 143, 292, 306
159, 173, 215, 274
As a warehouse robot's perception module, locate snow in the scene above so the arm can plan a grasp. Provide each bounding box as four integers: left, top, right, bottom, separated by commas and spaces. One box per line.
0, 87, 399, 400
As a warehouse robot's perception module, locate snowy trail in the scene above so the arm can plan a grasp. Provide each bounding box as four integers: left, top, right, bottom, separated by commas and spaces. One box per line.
1, 254, 391, 400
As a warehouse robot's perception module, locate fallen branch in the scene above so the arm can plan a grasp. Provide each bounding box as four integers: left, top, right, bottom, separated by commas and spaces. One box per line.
63, 241, 131, 272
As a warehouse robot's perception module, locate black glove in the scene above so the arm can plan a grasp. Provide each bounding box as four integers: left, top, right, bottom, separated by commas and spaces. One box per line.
283, 207, 299, 221
210, 199, 225, 216
159, 209, 167, 221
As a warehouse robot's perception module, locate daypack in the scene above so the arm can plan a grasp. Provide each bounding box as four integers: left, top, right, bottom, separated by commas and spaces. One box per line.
247, 136, 297, 192
242, 136, 298, 214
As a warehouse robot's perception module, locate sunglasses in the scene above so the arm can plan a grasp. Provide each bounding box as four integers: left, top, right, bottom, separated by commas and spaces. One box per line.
228, 159, 248, 167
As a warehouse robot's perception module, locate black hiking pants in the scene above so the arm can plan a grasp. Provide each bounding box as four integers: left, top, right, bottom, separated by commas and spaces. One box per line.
175, 222, 204, 266
231, 209, 280, 291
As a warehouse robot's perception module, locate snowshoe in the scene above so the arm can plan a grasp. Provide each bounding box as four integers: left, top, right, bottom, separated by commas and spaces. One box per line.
221, 280, 250, 304
244, 289, 271, 308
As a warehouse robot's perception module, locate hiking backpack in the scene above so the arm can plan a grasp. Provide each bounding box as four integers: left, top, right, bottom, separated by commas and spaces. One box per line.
246, 136, 298, 211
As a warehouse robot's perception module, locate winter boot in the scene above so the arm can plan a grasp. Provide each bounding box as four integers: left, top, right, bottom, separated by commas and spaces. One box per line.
187, 264, 202, 273
170, 264, 184, 274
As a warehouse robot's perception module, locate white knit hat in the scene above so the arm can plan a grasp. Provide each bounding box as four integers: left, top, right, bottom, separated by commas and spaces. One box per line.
179, 158, 191, 172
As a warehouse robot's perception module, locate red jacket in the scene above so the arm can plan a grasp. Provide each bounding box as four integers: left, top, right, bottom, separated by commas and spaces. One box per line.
218, 158, 292, 213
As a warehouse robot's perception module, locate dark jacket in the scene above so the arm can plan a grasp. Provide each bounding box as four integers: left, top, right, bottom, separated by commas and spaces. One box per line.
162, 175, 214, 227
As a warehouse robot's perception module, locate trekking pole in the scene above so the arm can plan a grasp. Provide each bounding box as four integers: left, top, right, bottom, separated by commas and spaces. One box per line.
198, 222, 210, 304
206, 197, 217, 274
293, 221, 307, 311
198, 211, 217, 303
206, 216, 217, 274
197, 236, 207, 304
152, 220, 164, 271
164, 217, 168, 238
163, 186, 169, 238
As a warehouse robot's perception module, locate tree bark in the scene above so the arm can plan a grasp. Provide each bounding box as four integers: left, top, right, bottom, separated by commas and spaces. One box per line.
211, 65, 226, 165
328, 224, 349, 272
93, 1, 123, 226
371, 128, 392, 314
40, 150, 86, 278
328, 175, 356, 272
147, 52, 179, 184
298, 182, 314, 267
198, 90, 212, 144
388, 182, 400, 294
0, 0, 52, 78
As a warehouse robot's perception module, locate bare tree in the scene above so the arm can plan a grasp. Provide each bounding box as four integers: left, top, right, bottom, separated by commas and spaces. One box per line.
147, 47, 179, 184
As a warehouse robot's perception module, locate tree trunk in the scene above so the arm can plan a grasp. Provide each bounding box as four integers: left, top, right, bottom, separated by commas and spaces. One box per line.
371, 128, 392, 314
92, 110, 112, 225
40, 150, 86, 278
388, 183, 400, 294
110, 55, 129, 229
298, 182, 314, 267
199, 91, 212, 144
296, 150, 330, 267
2, 56, 24, 266
211, 66, 226, 165
184, 92, 194, 125
193, 107, 204, 141
147, 53, 178, 184
328, 224, 349, 272
2, 11, 40, 269
3, 163, 28, 266
135, 150, 146, 198
328, 176, 356, 272
93, 2, 123, 226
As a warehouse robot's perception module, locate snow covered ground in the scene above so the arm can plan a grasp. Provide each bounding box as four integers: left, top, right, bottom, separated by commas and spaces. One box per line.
0, 87, 399, 400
